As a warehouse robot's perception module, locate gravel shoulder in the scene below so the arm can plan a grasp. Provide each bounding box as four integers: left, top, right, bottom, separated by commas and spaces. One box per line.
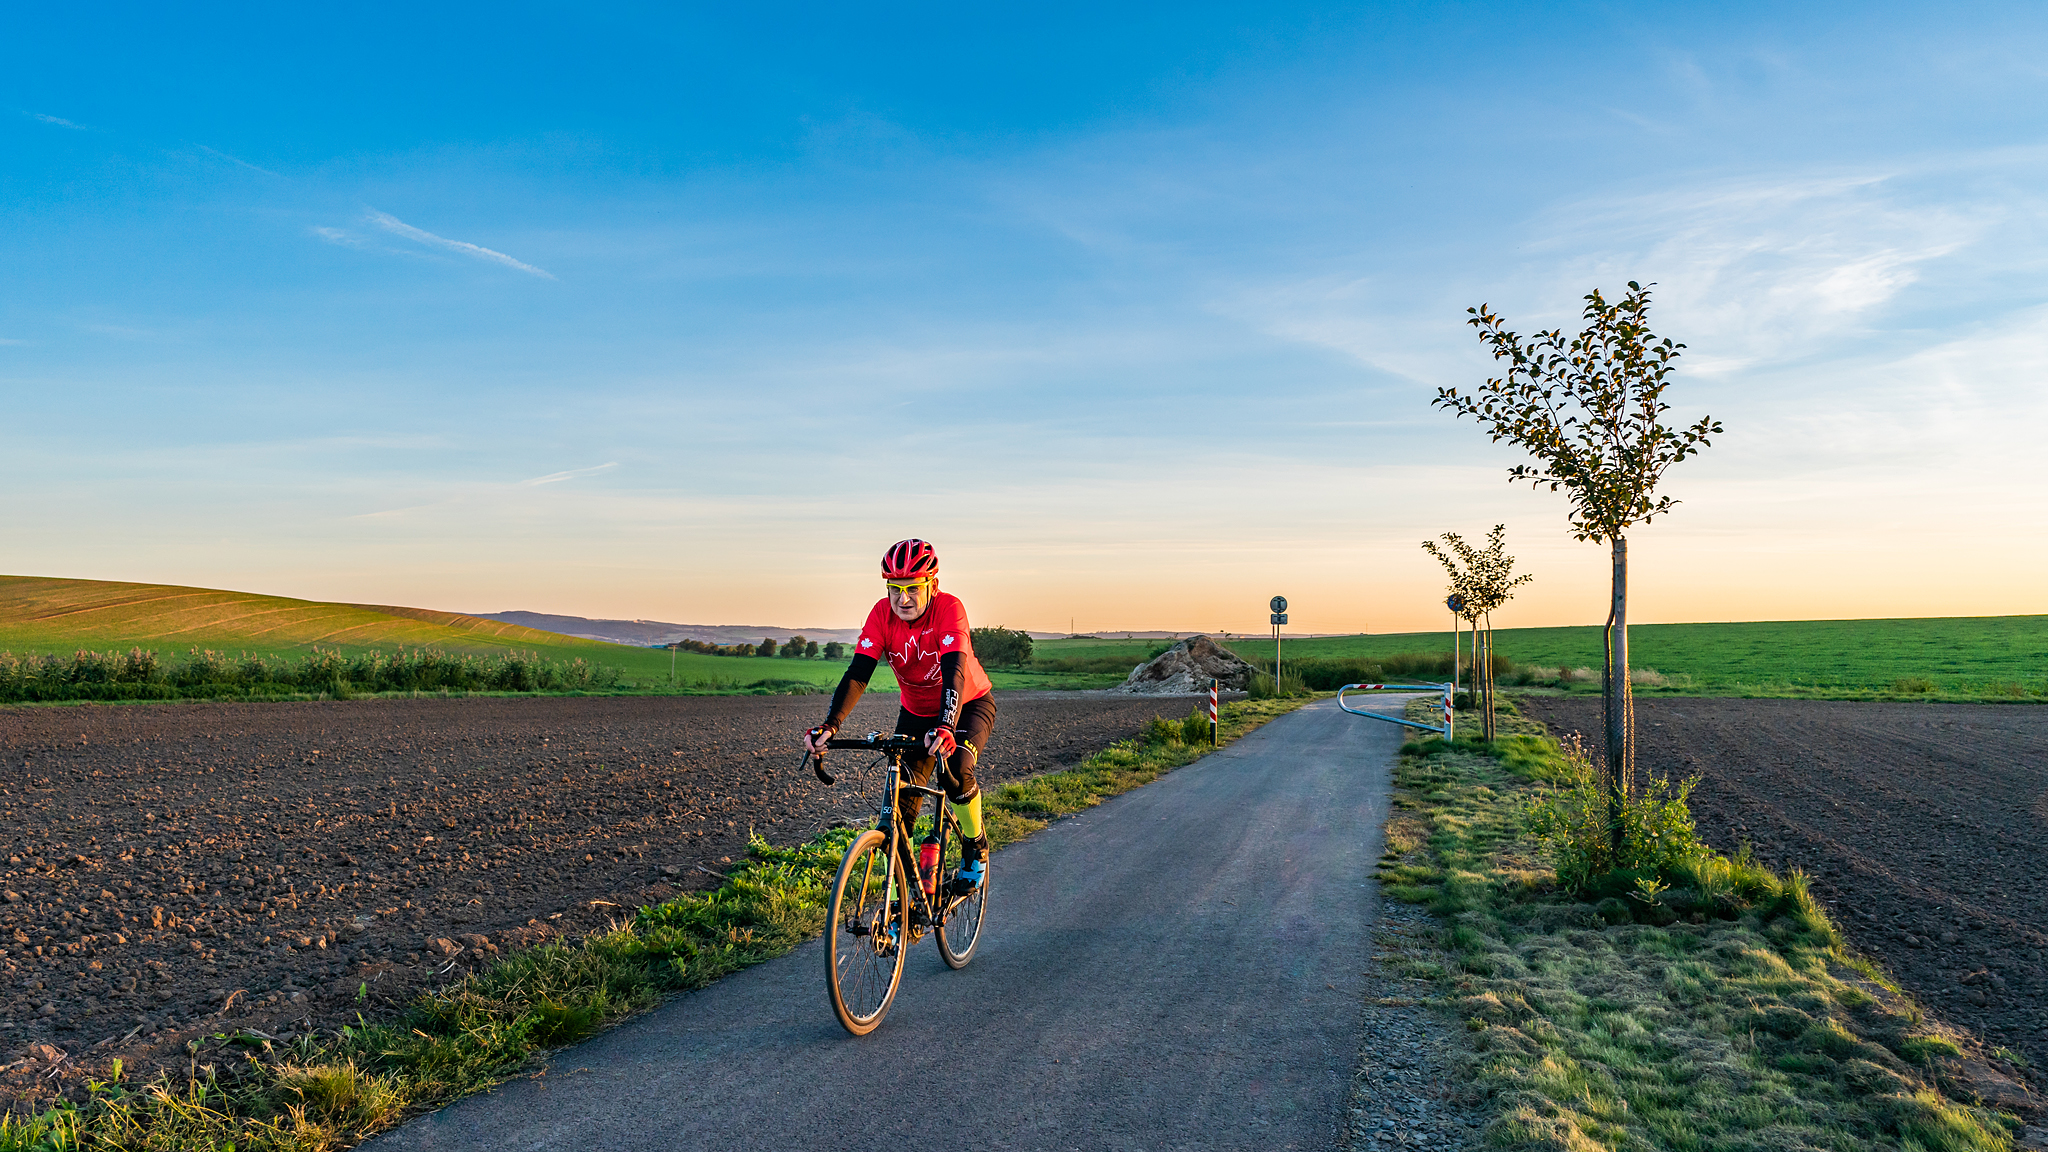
0, 690, 1198, 1099
1519, 695, 2048, 1079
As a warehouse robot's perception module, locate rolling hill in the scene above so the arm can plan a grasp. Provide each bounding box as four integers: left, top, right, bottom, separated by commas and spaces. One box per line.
0, 575, 900, 693
0, 575, 590, 658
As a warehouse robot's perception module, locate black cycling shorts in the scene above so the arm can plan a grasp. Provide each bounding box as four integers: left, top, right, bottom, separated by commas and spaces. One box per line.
893, 693, 996, 804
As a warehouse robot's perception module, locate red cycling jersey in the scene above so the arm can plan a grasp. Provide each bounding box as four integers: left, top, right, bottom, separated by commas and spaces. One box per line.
855, 591, 992, 718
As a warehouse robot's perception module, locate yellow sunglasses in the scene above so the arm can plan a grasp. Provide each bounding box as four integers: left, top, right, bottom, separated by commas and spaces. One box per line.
885, 579, 933, 596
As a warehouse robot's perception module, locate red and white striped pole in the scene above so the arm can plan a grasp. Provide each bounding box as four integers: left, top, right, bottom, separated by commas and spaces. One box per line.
1209, 678, 1219, 746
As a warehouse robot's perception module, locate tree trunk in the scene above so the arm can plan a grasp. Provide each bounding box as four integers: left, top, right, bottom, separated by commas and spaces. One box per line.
1604, 534, 1632, 857
1481, 619, 1496, 741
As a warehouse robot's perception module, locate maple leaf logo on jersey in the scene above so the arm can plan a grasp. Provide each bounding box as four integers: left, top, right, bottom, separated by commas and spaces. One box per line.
942, 634, 956, 646
859, 638, 874, 649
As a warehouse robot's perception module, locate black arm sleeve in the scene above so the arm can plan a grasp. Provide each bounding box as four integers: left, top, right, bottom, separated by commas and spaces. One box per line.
823, 654, 879, 731
937, 651, 964, 728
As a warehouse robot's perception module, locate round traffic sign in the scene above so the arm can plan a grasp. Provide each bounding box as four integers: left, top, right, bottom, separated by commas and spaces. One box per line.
1270, 595, 1288, 614
1447, 594, 1466, 614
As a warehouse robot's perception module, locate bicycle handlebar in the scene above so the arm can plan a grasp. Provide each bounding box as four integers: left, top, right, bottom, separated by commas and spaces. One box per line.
825, 734, 922, 751
801, 732, 925, 786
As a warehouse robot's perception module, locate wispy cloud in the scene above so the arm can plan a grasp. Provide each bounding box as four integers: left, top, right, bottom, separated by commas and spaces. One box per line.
520, 462, 618, 486
310, 226, 361, 247
0, 337, 26, 346
195, 144, 279, 177
26, 111, 85, 129
365, 210, 556, 278
1526, 171, 1981, 374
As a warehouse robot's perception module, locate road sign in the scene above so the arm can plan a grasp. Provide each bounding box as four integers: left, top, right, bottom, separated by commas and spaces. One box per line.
1270, 613, 1287, 625
1446, 594, 1465, 615
1270, 595, 1287, 614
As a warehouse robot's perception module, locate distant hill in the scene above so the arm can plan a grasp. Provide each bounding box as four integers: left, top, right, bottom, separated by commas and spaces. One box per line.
473, 612, 864, 648
0, 575, 619, 658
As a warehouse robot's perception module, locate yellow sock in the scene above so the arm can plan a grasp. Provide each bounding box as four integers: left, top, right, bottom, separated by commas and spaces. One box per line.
951, 794, 984, 840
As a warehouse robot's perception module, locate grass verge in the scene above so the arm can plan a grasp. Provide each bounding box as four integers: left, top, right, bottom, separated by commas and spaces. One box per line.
0, 696, 1311, 1150
1378, 702, 2027, 1151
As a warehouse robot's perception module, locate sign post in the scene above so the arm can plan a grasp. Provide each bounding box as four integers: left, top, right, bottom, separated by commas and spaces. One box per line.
1446, 594, 1466, 699
1209, 678, 1219, 746
1269, 595, 1288, 691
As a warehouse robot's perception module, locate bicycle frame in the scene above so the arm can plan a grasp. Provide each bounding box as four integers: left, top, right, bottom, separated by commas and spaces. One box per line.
821, 733, 965, 937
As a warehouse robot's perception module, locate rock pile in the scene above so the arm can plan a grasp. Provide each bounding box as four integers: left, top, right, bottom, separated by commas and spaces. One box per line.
1112, 635, 1257, 695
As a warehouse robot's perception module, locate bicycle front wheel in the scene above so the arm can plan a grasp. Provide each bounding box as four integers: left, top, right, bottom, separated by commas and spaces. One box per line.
935, 835, 989, 970
826, 828, 907, 1035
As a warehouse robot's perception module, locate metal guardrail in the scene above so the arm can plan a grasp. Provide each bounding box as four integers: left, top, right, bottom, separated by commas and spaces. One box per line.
1335, 681, 1455, 737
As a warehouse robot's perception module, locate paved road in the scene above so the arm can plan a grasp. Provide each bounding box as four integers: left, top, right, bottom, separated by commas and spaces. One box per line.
370, 696, 1406, 1151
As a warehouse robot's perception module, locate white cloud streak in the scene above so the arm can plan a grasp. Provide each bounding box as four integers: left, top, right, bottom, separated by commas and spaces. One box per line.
365, 210, 556, 278
195, 144, 280, 177
27, 112, 84, 129
520, 462, 618, 486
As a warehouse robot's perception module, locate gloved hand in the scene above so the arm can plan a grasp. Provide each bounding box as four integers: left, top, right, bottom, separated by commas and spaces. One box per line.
804, 725, 835, 756
925, 724, 957, 760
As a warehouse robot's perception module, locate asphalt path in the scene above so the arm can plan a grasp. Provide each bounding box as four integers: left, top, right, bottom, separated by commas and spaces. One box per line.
369, 695, 1409, 1152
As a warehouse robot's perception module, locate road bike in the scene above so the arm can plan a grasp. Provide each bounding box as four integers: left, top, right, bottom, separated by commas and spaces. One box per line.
804, 732, 989, 1035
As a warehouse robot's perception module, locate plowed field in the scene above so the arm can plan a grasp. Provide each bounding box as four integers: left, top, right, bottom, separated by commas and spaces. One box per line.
0, 690, 1195, 1098
1519, 696, 2048, 1077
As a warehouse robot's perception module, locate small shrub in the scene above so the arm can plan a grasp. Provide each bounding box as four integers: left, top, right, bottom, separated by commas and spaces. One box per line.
1179, 708, 1212, 745
1522, 734, 1708, 893
1247, 670, 1309, 699
1142, 716, 1182, 745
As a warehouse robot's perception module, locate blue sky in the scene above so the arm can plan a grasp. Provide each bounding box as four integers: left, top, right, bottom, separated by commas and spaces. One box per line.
5, 2, 2046, 634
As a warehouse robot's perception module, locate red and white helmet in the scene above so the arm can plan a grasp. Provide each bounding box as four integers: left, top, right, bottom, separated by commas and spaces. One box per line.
881, 538, 938, 580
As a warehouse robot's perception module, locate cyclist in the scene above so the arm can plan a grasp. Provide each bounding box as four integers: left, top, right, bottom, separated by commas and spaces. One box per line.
803, 539, 994, 902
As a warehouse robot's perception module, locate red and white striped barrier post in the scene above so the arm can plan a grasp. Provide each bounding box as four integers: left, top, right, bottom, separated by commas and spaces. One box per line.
1208, 678, 1219, 746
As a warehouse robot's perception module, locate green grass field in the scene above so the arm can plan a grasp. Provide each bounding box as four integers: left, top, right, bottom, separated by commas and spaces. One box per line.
10, 577, 2039, 700
0, 575, 896, 694
1037, 615, 2048, 698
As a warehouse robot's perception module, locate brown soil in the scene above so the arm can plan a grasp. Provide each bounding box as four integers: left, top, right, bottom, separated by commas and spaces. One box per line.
0, 690, 1186, 1099
1520, 695, 2048, 1084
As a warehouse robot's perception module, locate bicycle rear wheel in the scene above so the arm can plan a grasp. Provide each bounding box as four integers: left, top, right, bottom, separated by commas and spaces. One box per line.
826, 828, 907, 1035
934, 828, 989, 970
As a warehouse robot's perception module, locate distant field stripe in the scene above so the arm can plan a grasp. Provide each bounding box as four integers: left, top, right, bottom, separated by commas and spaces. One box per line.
295, 618, 466, 644
19, 590, 229, 623
231, 608, 411, 641
149, 601, 350, 639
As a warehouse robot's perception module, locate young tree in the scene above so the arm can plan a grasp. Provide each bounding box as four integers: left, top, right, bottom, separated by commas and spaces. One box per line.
804, 640, 820, 659
1421, 524, 1532, 739
1434, 282, 1720, 851
823, 641, 845, 660
783, 635, 807, 658
757, 637, 778, 658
